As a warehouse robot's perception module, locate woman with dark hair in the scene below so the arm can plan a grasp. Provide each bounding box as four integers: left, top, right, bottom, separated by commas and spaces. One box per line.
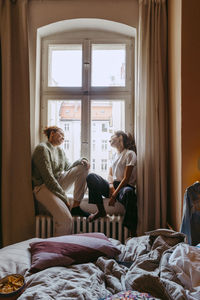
32, 126, 90, 236
86, 130, 137, 236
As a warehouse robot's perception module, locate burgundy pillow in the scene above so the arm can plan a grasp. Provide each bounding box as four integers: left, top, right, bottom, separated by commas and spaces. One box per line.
29, 233, 121, 273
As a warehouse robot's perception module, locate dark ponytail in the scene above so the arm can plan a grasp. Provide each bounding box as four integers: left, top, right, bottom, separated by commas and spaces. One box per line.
115, 130, 137, 154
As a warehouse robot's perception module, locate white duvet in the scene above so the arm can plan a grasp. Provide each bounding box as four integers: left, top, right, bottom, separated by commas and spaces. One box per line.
0, 238, 125, 300
0, 230, 199, 300
168, 243, 200, 300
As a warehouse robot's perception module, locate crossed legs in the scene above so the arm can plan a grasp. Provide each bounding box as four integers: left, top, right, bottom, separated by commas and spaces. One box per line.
34, 184, 73, 237
34, 164, 89, 236
86, 173, 138, 233
59, 164, 90, 217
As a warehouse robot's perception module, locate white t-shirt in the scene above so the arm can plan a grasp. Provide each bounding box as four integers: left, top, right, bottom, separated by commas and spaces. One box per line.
111, 149, 137, 186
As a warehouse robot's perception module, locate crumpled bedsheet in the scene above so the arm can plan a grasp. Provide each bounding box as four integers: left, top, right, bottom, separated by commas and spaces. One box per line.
0, 229, 198, 300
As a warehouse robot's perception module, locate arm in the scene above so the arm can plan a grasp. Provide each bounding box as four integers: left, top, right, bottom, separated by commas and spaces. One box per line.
33, 146, 70, 207
109, 165, 134, 206
63, 151, 71, 171
107, 167, 115, 197
66, 157, 90, 171
107, 167, 113, 184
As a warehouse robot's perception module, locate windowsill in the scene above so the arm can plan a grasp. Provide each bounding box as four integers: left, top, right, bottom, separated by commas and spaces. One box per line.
67, 193, 125, 215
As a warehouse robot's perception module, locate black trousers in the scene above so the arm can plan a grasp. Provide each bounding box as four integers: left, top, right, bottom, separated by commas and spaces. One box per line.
86, 173, 138, 232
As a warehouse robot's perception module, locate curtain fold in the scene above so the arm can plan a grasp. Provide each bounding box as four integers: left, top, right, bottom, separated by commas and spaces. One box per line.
0, 31, 2, 249
0, 0, 35, 246
136, 0, 168, 234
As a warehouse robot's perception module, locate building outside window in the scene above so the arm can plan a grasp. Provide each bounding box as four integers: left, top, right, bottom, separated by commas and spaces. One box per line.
64, 123, 70, 131
92, 140, 95, 151
101, 159, 107, 171
64, 140, 69, 150
92, 159, 96, 171
102, 140, 107, 151
102, 123, 108, 132
66, 140, 70, 150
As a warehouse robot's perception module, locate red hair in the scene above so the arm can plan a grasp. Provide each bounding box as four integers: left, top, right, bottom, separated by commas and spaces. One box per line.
43, 126, 62, 139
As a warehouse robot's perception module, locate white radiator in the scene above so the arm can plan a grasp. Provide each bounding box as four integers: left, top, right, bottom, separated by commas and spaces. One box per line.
36, 215, 129, 243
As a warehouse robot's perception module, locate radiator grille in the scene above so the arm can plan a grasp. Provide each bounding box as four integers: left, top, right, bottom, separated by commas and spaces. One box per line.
36, 215, 129, 243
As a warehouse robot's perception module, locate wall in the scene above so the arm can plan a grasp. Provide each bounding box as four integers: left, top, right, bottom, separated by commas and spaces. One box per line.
182, 0, 200, 193
29, 0, 138, 29
28, 0, 139, 149
168, 0, 200, 230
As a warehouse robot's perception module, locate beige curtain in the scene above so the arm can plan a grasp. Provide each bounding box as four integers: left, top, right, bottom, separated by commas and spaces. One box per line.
0, 0, 35, 246
136, 0, 168, 234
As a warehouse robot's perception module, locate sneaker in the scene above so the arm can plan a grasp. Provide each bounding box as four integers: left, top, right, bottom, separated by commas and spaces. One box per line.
71, 206, 90, 218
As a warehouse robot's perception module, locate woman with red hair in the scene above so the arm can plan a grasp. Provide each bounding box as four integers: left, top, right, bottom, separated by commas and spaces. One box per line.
32, 126, 90, 236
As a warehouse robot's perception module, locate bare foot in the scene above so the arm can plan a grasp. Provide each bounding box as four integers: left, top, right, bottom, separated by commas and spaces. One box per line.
88, 211, 106, 222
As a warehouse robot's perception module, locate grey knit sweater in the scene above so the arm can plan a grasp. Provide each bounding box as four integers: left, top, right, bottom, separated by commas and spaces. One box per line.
32, 141, 82, 205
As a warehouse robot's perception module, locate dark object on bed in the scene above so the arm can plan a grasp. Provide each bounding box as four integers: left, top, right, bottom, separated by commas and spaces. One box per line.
180, 181, 200, 245
29, 232, 121, 272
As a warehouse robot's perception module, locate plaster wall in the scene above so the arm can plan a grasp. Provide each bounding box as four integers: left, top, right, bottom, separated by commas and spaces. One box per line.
168, 0, 200, 230
181, 0, 200, 193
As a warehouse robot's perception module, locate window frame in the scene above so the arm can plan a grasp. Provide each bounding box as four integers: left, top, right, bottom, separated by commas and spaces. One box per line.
41, 30, 135, 161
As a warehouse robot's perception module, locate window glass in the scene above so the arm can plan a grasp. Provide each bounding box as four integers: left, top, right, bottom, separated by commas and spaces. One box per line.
41, 32, 134, 178
90, 100, 125, 179
48, 100, 81, 162
102, 140, 107, 151
92, 159, 96, 171
91, 44, 126, 87
48, 44, 82, 87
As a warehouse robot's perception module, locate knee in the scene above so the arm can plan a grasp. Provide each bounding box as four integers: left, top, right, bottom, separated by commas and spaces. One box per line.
70, 165, 89, 182
55, 207, 73, 223
86, 173, 96, 186
68, 213, 73, 223
123, 188, 135, 201
124, 187, 133, 195
76, 164, 89, 177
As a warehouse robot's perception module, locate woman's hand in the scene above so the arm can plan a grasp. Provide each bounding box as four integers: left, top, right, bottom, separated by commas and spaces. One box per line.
81, 158, 90, 170
65, 201, 71, 209
108, 187, 117, 206
109, 185, 115, 197
108, 195, 117, 206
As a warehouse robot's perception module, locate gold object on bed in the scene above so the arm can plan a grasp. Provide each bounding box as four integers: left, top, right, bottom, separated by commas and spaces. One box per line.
0, 274, 25, 298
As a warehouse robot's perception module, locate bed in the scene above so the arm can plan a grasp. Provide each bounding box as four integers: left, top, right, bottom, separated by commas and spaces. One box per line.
0, 229, 200, 300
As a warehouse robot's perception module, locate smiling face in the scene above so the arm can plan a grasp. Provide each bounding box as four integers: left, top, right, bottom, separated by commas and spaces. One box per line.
49, 129, 65, 146
109, 134, 123, 149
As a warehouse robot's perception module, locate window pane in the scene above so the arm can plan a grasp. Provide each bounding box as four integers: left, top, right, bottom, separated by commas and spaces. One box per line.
48, 100, 81, 163
48, 44, 82, 87
91, 100, 125, 179
91, 44, 126, 87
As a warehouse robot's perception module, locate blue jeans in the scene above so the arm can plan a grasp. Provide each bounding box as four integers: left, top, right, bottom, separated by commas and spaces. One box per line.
86, 173, 137, 232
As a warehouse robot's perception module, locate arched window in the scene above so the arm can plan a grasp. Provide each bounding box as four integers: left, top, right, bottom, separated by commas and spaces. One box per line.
40, 29, 135, 178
